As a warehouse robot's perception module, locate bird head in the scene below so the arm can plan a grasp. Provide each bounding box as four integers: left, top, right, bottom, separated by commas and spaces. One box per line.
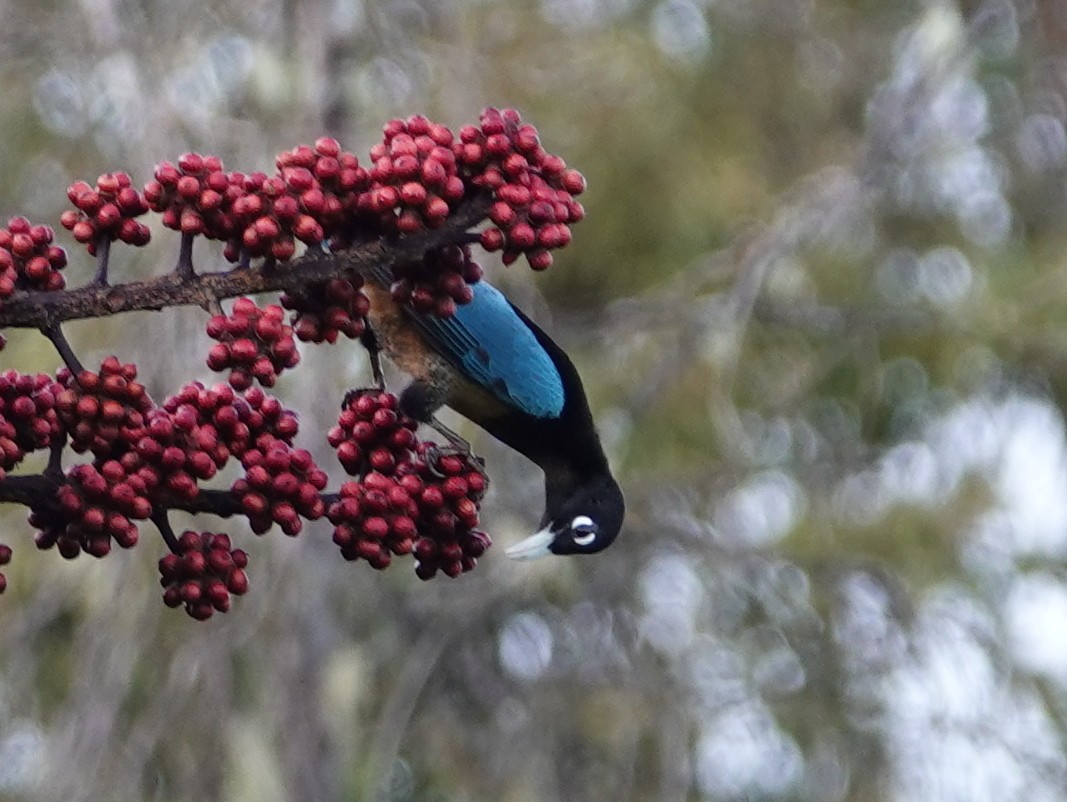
505, 474, 624, 559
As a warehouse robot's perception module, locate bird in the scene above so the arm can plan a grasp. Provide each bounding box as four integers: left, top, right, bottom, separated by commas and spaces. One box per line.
361, 265, 624, 559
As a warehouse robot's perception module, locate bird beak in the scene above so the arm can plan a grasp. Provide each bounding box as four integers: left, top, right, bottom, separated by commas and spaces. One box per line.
505, 526, 555, 560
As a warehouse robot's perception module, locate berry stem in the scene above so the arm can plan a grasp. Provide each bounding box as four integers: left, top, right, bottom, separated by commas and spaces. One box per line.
92, 237, 111, 286
41, 322, 85, 374
45, 440, 64, 478
176, 233, 195, 279
153, 510, 180, 553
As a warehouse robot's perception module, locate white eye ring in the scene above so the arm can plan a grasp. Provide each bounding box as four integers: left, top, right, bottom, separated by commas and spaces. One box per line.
571, 516, 597, 546
573, 531, 597, 546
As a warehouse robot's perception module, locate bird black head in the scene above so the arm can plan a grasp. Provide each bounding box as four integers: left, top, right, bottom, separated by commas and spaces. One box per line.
506, 474, 624, 559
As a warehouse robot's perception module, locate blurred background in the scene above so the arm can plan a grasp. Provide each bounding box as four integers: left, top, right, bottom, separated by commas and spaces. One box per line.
1, 0, 1067, 800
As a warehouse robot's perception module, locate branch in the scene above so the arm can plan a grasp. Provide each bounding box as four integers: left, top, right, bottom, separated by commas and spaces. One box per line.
0, 471, 338, 524
0, 474, 59, 508
0, 196, 490, 329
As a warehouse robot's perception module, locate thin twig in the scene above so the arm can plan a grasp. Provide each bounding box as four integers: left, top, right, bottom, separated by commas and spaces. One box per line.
45, 440, 64, 477
152, 510, 180, 553
41, 322, 84, 374
92, 238, 111, 286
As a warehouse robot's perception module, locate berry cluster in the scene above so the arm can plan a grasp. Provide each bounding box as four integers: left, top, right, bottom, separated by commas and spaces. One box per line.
125, 383, 299, 506
457, 107, 586, 270
206, 298, 300, 389
164, 382, 296, 463
274, 137, 368, 249
281, 277, 370, 343
236, 386, 301, 454
159, 531, 249, 620
328, 472, 422, 569
231, 442, 327, 535
402, 447, 490, 580
132, 407, 223, 504
144, 153, 237, 241
55, 357, 153, 458
0, 217, 68, 299
389, 243, 482, 317
160, 382, 247, 462
415, 527, 492, 579
0, 372, 61, 478
361, 115, 466, 234
60, 173, 151, 254
328, 389, 419, 476
35, 460, 152, 558
225, 171, 322, 262
325, 389, 492, 577
144, 145, 369, 263
128, 110, 582, 295
327, 447, 491, 578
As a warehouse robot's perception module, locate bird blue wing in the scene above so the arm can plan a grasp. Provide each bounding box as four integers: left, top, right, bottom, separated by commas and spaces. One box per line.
406, 281, 565, 419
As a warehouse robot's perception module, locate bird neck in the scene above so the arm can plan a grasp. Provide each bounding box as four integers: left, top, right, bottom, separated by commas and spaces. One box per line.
540, 460, 601, 524
496, 297, 615, 492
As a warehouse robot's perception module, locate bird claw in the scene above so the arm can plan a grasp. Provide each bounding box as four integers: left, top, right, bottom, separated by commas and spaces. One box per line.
358, 327, 386, 390
422, 427, 482, 478
369, 350, 385, 390
341, 387, 365, 409
428, 417, 471, 453
423, 444, 449, 477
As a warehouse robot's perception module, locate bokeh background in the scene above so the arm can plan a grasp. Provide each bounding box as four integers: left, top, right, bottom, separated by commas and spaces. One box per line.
1, 0, 1066, 800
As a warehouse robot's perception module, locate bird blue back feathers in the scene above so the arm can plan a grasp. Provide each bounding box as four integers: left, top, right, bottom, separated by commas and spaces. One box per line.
405, 281, 566, 419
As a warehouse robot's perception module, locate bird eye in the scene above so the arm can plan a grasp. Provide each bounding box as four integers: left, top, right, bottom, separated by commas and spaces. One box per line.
570, 515, 597, 546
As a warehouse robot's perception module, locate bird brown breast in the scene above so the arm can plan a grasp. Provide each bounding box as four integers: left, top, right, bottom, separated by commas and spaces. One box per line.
363, 282, 434, 381
363, 281, 512, 423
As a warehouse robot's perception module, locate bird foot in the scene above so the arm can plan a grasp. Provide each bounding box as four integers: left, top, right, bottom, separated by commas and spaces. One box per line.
423, 420, 484, 477
359, 328, 386, 390
428, 416, 471, 452
423, 442, 483, 477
